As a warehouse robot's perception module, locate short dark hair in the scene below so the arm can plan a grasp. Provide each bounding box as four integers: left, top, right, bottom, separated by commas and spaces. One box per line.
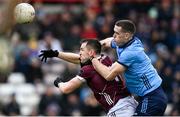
80, 39, 101, 54
115, 20, 136, 34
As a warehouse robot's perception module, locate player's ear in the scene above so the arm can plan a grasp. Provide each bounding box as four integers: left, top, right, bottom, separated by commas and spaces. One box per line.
125, 33, 132, 39
89, 50, 95, 57
125, 33, 129, 39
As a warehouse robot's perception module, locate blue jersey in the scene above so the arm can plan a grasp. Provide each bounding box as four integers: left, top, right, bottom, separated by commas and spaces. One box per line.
111, 36, 162, 96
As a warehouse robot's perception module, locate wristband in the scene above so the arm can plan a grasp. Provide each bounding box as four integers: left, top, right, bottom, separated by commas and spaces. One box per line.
54, 50, 59, 57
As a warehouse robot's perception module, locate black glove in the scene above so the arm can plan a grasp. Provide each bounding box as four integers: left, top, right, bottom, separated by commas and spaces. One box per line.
38, 49, 59, 62
54, 77, 63, 88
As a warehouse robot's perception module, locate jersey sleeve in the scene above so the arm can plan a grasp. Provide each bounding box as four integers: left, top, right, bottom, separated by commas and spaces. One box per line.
117, 50, 135, 67
111, 39, 116, 49
78, 66, 94, 80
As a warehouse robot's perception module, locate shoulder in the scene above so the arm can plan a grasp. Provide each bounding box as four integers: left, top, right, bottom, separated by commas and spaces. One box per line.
79, 65, 95, 78
131, 37, 144, 51
120, 49, 137, 60
121, 38, 144, 57
81, 65, 94, 71
100, 55, 113, 67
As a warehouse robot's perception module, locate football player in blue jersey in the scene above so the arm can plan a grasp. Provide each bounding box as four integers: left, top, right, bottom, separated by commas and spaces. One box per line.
91, 20, 168, 116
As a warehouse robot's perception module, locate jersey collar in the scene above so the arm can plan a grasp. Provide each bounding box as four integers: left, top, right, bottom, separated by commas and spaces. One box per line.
118, 36, 135, 48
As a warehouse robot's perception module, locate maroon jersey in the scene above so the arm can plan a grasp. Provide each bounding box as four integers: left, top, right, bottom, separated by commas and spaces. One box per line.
79, 55, 130, 112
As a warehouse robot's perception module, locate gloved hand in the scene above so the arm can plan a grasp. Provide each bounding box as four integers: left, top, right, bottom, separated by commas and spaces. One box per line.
38, 49, 59, 62
54, 77, 63, 88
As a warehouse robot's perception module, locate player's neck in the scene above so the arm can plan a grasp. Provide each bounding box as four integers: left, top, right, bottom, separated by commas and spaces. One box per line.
119, 36, 135, 48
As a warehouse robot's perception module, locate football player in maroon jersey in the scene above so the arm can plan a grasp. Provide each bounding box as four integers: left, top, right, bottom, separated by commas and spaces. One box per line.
39, 39, 138, 116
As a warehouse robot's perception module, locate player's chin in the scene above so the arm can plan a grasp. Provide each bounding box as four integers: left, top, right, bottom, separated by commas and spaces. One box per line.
80, 60, 85, 64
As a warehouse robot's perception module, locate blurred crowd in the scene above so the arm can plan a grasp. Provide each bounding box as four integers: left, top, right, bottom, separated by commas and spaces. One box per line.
0, 0, 179, 116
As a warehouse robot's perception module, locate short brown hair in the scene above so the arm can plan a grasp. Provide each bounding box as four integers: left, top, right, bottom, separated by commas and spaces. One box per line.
115, 20, 136, 34
80, 39, 101, 54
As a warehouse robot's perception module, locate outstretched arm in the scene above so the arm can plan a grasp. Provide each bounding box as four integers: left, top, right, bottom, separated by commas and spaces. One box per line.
100, 37, 113, 48
91, 58, 126, 81
54, 76, 84, 94
39, 49, 80, 64
58, 51, 80, 64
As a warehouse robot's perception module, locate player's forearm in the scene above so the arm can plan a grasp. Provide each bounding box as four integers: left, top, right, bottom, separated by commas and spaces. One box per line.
100, 37, 113, 48
106, 62, 126, 81
58, 82, 72, 94
58, 82, 77, 94
58, 52, 80, 64
58, 77, 82, 94
91, 58, 114, 81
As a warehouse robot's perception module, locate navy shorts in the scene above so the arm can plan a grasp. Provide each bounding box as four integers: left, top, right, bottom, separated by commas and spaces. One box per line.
134, 86, 168, 116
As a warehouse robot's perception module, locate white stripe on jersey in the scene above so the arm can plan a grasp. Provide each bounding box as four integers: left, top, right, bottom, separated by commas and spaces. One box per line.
99, 92, 114, 105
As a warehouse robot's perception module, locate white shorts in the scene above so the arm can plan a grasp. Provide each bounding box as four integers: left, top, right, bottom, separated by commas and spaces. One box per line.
107, 96, 138, 117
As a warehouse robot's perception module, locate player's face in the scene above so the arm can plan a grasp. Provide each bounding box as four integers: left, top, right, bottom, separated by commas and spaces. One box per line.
113, 25, 130, 46
79, 42, 91, 63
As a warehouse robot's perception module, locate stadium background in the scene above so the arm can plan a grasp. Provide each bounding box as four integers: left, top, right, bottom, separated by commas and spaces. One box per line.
0, 0, 179, 116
